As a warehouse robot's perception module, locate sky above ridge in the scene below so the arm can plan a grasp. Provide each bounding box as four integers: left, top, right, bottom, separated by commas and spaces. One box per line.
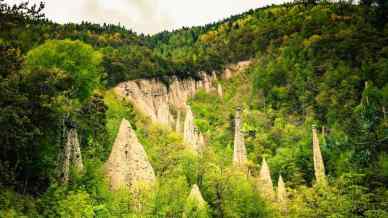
5, 0, 289, 34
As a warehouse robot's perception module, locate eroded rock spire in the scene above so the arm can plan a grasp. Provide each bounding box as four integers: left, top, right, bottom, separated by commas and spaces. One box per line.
233, 107, 247, 168
258, 158, 274, 200
277, 174, 287, 215
184, 106, 196, 145
183, 106, 205, 152
188, 184, 207, 208
277, 175, 287, 204
105, 119, 155, 190
217, 83, 223, 97
61, 128, 84, 184
312, 125, 326, 184
183, 184, 208, 218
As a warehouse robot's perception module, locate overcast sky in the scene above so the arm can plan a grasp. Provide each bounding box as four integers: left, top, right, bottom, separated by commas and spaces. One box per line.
6, 0, 288, 34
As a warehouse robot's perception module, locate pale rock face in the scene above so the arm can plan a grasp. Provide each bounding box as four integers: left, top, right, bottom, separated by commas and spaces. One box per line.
187, 184, 207, 208
183, 106, 205, 152
197, 132, 205, 150
312, 126, 326, 184
258, 158, 274, 200
105, 119, 155, 190
61, 128, 83, 184
277, 175, 287, 204
184, 106, 196, 145
217, 83, 223, 97
156, 102, 170, 126
114, 61, 251, 128
176, 110, 182, 133
221, 60, 251, 80
233, 107, 247, 168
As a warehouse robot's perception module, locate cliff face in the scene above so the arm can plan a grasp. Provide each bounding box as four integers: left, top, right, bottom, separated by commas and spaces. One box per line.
114, 61, 250, 128
114, 61, 250, 152
105, 119, 156, 190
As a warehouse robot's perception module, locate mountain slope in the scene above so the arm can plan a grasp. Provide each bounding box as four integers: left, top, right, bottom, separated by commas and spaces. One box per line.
1, 1, 388, 217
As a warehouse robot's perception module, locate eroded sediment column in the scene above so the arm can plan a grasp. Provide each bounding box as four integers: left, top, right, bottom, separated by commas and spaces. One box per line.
258, 158, 274, 200
70, 129, 84, 172
233, 107, 247, 168
277, 174, 287, 215
184, 106, 196, 146
217, 83, 223, 97
187, 184, 207, 208
183, 106, 205, 152
105, 119, 156, 190
277, 175, 287, 204
312, 125, 326, 184
61, 128, 84, 184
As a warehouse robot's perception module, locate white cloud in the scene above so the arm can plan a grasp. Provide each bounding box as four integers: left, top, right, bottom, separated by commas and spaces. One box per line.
5, 0, 288, 34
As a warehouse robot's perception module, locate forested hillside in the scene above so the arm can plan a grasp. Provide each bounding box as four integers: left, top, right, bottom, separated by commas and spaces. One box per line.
1, 0, 388, 217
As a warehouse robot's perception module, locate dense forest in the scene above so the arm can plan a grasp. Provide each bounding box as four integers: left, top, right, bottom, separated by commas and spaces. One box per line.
1, 0, 388, 217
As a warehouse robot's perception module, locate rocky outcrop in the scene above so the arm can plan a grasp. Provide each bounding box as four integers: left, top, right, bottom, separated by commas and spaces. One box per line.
277, 175, 287, 215
222, 60, 251, 80
105, 119, 155, 190
183, 106, 205, 152
183, 184, 208, 218
61, 128, 84, 184
217, 83, 223, 97
114, 61, 250, 128
233, 107, 247, 169
187, 184, 207, 208
277, 175, 287, 204
312, 125, 326, 184
258, 158, 274, 200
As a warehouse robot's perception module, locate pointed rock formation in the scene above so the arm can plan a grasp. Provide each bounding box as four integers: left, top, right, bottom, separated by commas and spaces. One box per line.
217, 83, 223, 97
233, 107, 247, 168
61, 128, 84, 184
258, 158, 274, 200
277, 175, 287, 215
183, 184, 208, 218
70, 129, 84, 172
187, 184, 207, 208
184, 106, 196, 146
183, 106, 205, 152
194, 127, 205, 152
202, 73, 212, 93
198, 131, 205, 150
312, 125, 326, 184
277, 175, 287, 204
105, 119, 155, 190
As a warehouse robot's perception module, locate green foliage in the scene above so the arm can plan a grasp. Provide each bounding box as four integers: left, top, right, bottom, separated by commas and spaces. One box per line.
25, 39, 102, 100
1, 1, 388, 217
183, 196, 210, 218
